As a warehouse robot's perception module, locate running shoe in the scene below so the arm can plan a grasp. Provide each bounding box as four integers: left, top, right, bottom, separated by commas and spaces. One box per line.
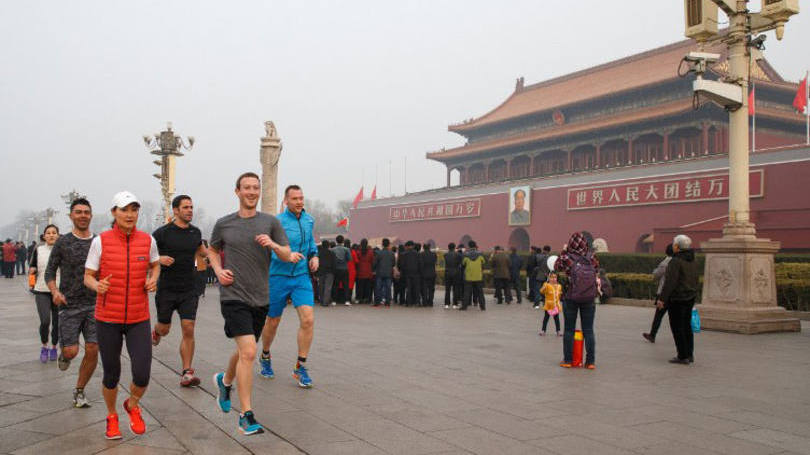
213, 372, 231, 412
151, 329, 161, 346
444, 305, 450, 309
584, 363, 596, 370
559, 361, 572, 368
642, 333, 655, 343
259, 355, 274, 379
57, 352, 71, 371
293, 364, 313, 388
238, 410, 264, 435
49, 347, 57, 361
39, 347, 48, 363
105, 414, 122, 440
344, 301, 352, 306
123, 398, 146, 434
180, 368, 200, 387
73, 389, 91, 408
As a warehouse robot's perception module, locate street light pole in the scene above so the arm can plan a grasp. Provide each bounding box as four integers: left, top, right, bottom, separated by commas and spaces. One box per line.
682, 0, 800, 333
144, 122, 194, 222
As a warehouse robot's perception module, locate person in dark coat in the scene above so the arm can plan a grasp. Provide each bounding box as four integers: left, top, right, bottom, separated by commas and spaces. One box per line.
419, 243, 437, 306
397, 241, 420, 307
659, 235, 699, 365
508, 247, 523, 304
393, 245, 405, 304
490, 246, 512, 304
317, 240, 336, 306
526, 246, 538, 303
373, 238, 395, 306
443, 243, 463, 309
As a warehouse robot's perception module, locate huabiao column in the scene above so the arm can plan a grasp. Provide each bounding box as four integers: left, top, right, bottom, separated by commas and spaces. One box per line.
260, 121, 282, 214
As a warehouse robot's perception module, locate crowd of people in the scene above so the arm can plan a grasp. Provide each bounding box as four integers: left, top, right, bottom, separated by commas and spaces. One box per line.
1, 239, 34, 278
17, 170, 699, 441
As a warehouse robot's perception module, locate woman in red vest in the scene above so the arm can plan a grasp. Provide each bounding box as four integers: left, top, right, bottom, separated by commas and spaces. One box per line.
84, 191, 160, 440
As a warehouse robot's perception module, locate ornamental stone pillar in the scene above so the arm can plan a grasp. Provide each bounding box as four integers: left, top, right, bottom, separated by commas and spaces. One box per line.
260, 121, 282, 214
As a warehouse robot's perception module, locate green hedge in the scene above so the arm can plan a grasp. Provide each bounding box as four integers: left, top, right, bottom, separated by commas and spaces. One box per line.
605, 270, 809, 312
593, 253, 810, 274
777, 280, 810, 311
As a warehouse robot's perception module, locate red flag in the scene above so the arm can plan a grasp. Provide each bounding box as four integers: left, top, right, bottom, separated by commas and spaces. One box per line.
748, 86, 755, 116
337, 217, 348, 227
794, 77, 808, 113
351, 186, 364, 209
370, 185, 377, 200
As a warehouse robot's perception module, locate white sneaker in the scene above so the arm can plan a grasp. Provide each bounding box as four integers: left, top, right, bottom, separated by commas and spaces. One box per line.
444, 305, 450, 309
331, 302, 336, 306
344, 302, 352, 306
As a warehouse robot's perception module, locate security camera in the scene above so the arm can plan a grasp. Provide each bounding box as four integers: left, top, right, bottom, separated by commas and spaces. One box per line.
684, 52, 721, 64
694, 78, 743, 111
748, 34, 766, 50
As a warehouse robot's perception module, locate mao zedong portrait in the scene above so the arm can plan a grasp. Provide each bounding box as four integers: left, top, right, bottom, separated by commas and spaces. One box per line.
510, 188, 530, 225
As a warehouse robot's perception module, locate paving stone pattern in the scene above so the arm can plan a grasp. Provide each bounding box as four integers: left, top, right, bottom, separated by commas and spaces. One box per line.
1, 278, 808, 454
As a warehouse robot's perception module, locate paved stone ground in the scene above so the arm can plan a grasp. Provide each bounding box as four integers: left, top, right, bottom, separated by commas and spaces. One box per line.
1, 277, 809, 455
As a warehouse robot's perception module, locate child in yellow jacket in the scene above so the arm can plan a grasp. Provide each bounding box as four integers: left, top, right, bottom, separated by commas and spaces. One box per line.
540, 272, 562, 336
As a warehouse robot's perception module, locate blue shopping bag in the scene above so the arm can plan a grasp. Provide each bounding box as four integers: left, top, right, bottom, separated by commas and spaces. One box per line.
691, 307, 701, 333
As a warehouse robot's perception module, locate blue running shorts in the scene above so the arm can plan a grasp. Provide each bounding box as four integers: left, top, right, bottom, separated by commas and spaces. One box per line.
268, 274, 315, 318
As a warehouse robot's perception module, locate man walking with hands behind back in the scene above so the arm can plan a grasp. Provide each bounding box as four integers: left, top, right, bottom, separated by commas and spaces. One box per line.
208, 172, 300, 435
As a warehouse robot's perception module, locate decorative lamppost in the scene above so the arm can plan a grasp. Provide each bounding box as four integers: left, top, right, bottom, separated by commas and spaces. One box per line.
61, 189, 86, 210
682, 0, 800, 333
143, 122, 194, 222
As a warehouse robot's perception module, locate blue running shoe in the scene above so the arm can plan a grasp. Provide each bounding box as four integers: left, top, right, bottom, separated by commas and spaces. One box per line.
259, 355, 274, 379
238, 411, 264, 435
213, 372, 231, 413
293, 365, 313, 388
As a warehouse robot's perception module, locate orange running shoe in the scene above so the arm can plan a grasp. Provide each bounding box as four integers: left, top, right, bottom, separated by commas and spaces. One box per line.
559, 362, 572, 368
105, 414, 122, 440
585, 363, 596, 370
123, 398, 146, 435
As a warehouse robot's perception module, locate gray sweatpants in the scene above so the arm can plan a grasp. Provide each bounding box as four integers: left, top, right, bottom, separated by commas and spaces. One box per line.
35, 293, 59, 345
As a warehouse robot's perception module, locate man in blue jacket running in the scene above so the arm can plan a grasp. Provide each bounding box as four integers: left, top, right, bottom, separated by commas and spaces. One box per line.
258, 185, 319, 388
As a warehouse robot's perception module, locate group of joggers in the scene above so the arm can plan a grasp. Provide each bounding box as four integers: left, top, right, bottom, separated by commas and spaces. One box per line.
27, 170, 698, 439
28, 172, 320, 438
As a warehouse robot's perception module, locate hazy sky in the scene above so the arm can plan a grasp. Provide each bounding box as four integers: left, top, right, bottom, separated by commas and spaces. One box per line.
2, 1, 808, 228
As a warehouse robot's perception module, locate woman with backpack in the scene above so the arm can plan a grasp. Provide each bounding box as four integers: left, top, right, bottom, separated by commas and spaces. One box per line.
554, 232, 599, 370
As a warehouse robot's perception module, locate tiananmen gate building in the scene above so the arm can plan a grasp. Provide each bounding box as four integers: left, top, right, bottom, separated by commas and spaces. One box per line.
348, 39, 810, 253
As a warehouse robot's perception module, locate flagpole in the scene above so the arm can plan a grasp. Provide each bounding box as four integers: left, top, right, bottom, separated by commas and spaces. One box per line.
806, 70, 809, 145
389, 160, 392, 197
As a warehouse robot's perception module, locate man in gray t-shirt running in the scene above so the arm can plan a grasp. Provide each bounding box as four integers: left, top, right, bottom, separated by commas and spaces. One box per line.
208, 172, 301, 436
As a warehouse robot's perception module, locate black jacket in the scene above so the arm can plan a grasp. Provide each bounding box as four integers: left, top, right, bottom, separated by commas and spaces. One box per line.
397, 249, 419, 277
444, 250, 463, 278
526, 252, 537, 276
509, 253, 523, 281
317, 245, 336, 276
418, 251, 437, 278
373, 248, 395, 278
660, 249, 699, 304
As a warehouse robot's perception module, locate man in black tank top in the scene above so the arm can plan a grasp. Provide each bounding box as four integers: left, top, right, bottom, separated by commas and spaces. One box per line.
151, 195, 206, 387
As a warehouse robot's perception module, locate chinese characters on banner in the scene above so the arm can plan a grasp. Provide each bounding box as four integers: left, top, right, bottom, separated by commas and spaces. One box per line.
389, 198, 481, 223
566, 170, 764, 210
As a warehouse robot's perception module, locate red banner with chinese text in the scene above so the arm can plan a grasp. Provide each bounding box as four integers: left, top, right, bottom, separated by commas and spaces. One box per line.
566, 170, 764, 210
389, 198, 481, 223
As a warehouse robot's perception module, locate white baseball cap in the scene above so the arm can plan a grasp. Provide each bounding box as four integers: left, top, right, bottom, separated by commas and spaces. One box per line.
111, 191, 140, 209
